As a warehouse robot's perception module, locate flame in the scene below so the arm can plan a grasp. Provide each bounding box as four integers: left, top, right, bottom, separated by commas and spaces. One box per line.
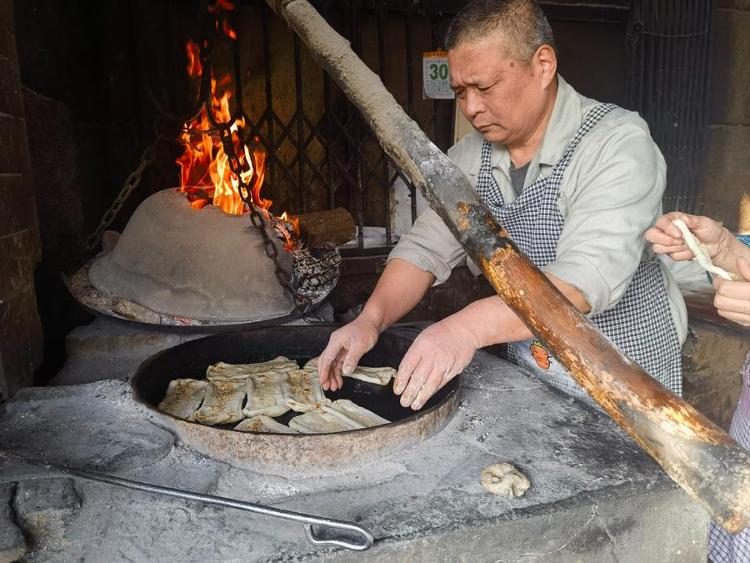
186, 40, 202, 77
175, 37, 301, 251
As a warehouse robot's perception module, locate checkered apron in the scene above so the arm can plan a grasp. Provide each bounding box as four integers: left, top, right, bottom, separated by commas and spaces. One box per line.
475, 103, 682, 399
708, 340, 750, 556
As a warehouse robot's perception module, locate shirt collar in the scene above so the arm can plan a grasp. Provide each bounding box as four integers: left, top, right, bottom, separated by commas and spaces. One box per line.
536, 75, 583, 167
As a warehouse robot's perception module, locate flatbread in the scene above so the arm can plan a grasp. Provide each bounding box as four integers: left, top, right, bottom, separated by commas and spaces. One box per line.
321, 399, 389, 428
304, 357, 395, 386
206, 357, 299, 382
288, 408, 364, 434
286, 369, 331, 412
672, 219, 736, 281
289, 400, 389, 434
193, 380, 246, 425
242, 370, 290, 418
234, 415, 297, 434
157, 379, 208, 421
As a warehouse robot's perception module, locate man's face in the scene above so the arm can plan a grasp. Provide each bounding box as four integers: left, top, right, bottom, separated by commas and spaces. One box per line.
449, 34, 552, 146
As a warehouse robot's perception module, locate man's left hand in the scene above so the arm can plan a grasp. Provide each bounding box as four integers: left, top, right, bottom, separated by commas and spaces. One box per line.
394, 318, 479, 410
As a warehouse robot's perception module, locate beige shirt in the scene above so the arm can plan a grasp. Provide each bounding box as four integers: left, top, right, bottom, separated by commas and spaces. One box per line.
389, 75, 687, 344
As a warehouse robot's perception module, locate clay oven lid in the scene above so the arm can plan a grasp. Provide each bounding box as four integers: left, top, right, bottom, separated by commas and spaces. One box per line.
88, 189, 296, 323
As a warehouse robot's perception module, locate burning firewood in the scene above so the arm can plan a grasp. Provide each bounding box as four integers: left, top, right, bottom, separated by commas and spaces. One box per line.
296, 207, 356, 247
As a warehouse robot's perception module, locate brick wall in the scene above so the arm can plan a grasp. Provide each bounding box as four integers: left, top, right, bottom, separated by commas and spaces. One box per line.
0, 0, 43, 400
699, 0, 750, 227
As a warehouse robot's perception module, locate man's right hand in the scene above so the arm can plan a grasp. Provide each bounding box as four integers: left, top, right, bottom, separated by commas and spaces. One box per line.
318, 317, 380, 391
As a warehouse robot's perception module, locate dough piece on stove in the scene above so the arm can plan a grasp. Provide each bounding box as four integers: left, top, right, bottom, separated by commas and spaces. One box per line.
304, 357, 395, 386
234, 415, 297, 434
242, 370, 290, 418
193, 380, 246, 425
207, 357, 299, 382
321, 399, 389, 428
480, 463, 530, 498
285, 369, 331, 412
157, 379, 208, 421
672, 218, 736, 281
288, 408, 365, 434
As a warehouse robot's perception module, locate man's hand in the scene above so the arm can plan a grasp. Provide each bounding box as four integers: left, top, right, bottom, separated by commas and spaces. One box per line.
394, 317, 479, 410
318, 317, 380, 391
713, 258, 750, 326
646, 211, 728, 262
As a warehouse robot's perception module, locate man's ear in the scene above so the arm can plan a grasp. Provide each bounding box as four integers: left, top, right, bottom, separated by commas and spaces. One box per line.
534, 44, 557, 88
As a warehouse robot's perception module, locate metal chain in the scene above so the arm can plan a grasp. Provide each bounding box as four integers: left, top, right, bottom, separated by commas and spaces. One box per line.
218, 128, 312, 312
84, 134, 168, 253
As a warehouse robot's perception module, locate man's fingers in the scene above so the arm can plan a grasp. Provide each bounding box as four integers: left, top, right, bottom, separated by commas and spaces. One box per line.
327, 350, 347, 391
318, 345, 341, 386
400, 360, 433, 408
411, 367, 450, 410
394, 350, 420, 395
341, 335, 369, 375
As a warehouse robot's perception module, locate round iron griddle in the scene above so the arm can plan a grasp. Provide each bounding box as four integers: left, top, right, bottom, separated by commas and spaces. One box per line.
132, 325, 460, 474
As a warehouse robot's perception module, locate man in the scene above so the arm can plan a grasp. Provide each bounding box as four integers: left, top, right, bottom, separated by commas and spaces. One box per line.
319, 0, 687, 410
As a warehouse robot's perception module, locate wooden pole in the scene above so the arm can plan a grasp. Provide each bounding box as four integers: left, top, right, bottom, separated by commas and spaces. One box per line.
266, 0, 750, 532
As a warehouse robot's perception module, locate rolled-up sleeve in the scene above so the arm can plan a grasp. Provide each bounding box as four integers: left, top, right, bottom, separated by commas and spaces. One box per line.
387, 208, 466, 285
544, 121, 666, 315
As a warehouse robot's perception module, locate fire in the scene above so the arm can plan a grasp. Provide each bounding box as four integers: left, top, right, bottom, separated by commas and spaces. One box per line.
175, 29, 300, 250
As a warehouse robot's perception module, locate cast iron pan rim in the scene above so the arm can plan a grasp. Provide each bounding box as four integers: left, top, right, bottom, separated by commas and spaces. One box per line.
131, 325, 460, 436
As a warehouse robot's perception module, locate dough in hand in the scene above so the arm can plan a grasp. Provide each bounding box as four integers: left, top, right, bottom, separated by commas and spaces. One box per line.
480, 463, 530, 498
672, 219, 735, 281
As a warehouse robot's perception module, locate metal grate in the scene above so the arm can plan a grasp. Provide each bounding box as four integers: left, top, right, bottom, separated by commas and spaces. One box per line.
230, 1, 457, 252
626, 0, 713, 214
205, 0, 709, 250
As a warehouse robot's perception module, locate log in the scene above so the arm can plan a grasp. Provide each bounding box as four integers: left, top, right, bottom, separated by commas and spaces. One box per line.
266, 0, 750, 532
297, 207, 356, 247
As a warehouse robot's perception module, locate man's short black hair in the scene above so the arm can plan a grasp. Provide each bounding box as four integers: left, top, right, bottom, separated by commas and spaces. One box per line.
444, 0, 555, 61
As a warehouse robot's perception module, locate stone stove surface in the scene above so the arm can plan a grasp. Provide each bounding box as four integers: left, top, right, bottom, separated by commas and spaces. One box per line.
0, 321, 709, 562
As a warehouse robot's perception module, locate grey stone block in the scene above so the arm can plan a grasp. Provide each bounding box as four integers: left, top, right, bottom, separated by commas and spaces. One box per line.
0, 380, 174, 472
0, 484, 26, 563
13, 478, 81, 551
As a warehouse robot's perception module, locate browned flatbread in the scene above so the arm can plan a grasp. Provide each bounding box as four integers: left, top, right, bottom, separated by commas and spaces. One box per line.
157, 379, 208, 421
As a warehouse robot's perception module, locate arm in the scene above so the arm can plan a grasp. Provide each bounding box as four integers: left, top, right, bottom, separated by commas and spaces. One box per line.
318, 259, 434, 391
394, 272, 590, 410
395, 117, 666, 409
319, 204, 467, 391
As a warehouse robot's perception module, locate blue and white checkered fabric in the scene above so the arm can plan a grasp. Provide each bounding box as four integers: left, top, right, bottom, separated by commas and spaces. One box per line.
476, 103, 683, 397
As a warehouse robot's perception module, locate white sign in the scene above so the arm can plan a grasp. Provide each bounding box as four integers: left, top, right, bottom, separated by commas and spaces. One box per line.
422, 51, 454, 100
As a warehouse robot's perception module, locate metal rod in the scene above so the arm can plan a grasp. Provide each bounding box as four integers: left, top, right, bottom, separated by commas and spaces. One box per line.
266, 0, 750, 533
5, 451, 374, 552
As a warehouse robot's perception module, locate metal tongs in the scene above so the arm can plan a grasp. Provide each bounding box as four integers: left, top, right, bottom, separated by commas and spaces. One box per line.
3, 451, 374, 552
